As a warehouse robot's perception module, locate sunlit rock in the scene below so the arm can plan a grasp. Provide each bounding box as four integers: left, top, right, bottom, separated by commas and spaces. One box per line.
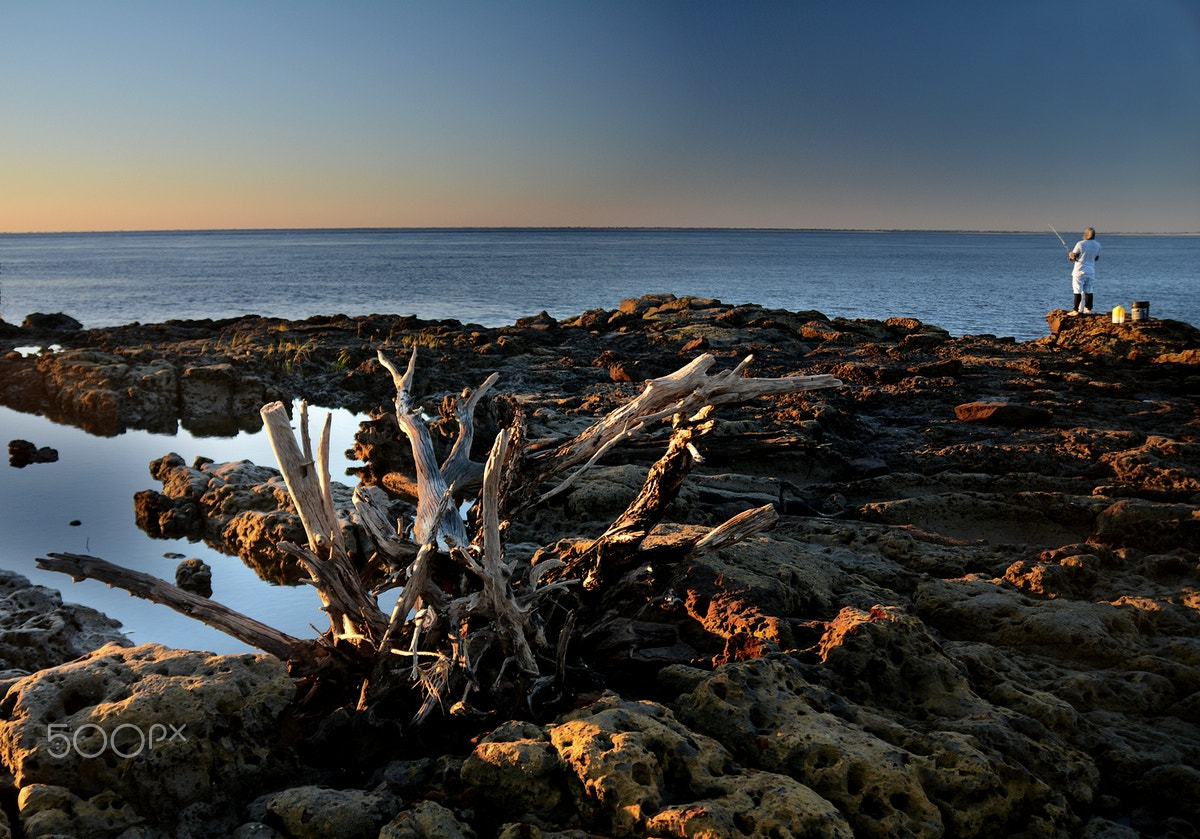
0, 643, 294, 833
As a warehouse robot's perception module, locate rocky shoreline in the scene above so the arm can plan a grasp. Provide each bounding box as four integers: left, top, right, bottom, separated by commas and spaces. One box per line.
2, 296, 1199, 838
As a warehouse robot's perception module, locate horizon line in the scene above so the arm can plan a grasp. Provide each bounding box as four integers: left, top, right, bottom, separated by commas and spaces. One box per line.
3, 225, 1198, 236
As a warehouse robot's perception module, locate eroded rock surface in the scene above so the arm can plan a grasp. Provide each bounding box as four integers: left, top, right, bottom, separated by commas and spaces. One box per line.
0, 570, 128, 680
6, 439, 58, 467
132, 452, 375, 584
2, 297, 1199, 836
462, 695, 855, 839
0, 643, 295, 836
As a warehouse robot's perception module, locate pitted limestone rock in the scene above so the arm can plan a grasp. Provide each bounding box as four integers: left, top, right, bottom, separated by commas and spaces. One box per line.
817, 605, 981, 718
134, 453, 370, 584
460, 720, 570, 822
17, 783, 143, 839
1094, 497, 1200, 553
672, 653, 1095, 839
913, 576, 1144, 665
0, 570, 129, 675
179, 362, 272, 431
815, 607, 1098, 821
378, 800, 477, 839
35, 349, 180, 435
0, 643, 294, 824
252, 785, 402, 839
545, 693, 851, 838
672, 656, 943, 838
637, 523, 845, 652
642, 770, 854, 839
1101, 435, 1200, 500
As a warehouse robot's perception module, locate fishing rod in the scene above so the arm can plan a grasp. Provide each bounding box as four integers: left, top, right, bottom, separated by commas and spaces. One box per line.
1048, 225, 1069, 250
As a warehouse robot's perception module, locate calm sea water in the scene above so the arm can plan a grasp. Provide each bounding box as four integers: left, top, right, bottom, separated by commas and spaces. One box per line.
1, 229, 1197, 655
2, 229, 1197, 342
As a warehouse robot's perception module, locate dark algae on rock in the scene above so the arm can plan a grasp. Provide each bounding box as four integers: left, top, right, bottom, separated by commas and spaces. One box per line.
1, 296, 1199, 837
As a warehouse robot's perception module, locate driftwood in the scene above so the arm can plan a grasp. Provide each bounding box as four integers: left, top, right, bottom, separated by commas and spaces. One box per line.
368, 349, 565, 722
39, 348, 840, 731
377, 348, 484, 547
262, 400, 387, 648
692, 503, 780, 556
558, 407, 717, 591
34, 552, 310, 664
507, 354, 839, 512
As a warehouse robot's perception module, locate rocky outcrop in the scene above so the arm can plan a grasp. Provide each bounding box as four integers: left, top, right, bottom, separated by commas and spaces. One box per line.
179, 362, 284, 434
133, 453, 375, 584
20, 312, 82, 332
336, 507, 1195, 837
247, 785, 403, 839
1048, 309, 1200, 365
34, 349, 185, 435
377, 801, 478, 839
0, 570, 128, 680
3, 297, 1200, 836
28, 349, 285, 436
953, 399, 1051, 426
0, 643, 296, 837
460, 695, 854, 839
174, 557, 213, 597
6, 439, 58, 467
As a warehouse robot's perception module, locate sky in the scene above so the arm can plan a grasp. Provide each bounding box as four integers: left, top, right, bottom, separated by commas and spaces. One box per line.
2, 0, 1198, 233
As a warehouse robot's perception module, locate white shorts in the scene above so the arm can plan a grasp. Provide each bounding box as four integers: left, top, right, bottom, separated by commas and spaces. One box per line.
1072, 274, 1094, 294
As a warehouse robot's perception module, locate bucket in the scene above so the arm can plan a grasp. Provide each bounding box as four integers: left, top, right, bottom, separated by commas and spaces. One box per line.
1130, 301, 1150, 322
1111, 305, 1126, 324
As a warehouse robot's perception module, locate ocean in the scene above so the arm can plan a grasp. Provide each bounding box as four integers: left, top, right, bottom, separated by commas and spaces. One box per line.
1, 228, 1197, 654
2, 228, 1198, 342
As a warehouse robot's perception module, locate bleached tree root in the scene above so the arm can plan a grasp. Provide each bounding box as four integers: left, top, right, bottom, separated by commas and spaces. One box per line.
262, 400, 387, 648
509, 353, 839, 513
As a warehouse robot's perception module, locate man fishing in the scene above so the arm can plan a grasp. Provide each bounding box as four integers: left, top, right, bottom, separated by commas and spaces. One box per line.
1063, 227, 1101, 315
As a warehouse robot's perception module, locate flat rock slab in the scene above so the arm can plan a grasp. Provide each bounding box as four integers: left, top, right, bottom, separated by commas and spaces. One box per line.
954, 400, 1051, 426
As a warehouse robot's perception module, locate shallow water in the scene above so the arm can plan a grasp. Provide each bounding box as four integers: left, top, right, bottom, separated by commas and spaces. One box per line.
0, 402, 370, 654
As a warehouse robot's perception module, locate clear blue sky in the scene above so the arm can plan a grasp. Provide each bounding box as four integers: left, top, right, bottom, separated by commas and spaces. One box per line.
3, 0, 1198, 232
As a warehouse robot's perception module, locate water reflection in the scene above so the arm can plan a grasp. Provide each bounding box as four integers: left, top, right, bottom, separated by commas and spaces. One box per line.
8, 346, 281, 439
0, 401, 366, 654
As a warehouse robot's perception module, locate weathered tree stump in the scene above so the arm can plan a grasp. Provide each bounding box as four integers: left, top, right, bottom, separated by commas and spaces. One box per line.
40, 348, 840, 733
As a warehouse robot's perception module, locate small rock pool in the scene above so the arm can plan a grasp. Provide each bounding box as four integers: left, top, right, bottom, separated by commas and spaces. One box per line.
1, 401, 372, 654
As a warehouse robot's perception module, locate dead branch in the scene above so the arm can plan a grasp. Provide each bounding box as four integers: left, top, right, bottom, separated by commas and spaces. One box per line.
691, 503, 780, 557
35, 552, 310, 664
378, 348, 470, 546
506, 353, 839, 512
352, 484, 418, 571
559, 408, 716, 591
268, 401, 346, 557
474, 427, 538, 673
441, 372, 500, 489
262, 401, 387, 644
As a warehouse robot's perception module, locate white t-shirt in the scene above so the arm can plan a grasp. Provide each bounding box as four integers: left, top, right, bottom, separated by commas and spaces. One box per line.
1072, 238, 1101, 278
